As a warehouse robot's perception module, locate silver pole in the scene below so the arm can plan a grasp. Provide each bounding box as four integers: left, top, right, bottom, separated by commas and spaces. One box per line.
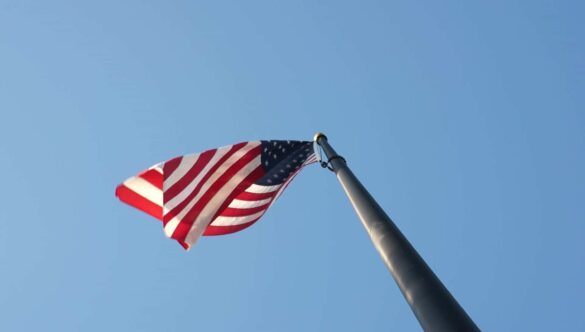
314, 133, 479, 332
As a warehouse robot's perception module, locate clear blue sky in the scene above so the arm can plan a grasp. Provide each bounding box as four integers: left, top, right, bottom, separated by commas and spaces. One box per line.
1, 1, 583, 331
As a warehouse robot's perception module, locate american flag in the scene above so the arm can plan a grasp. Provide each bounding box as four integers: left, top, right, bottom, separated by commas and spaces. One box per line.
116, 140, 317, 249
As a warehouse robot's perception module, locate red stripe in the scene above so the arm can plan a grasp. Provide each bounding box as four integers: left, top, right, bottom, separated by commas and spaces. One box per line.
178, 239, 189, 250
164, 149, 215, 202
138, 169, 163, 190
163, 156, 182, 180
163, 143, 247, 225
219, 203, 270, 217
172, 148, 263, 243
236, 191, 277, 201
204, 218, 260, 236
115, 185, 163, 221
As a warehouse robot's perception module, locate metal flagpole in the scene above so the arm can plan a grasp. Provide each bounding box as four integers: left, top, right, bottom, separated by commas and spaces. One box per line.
314, 133, 479, 332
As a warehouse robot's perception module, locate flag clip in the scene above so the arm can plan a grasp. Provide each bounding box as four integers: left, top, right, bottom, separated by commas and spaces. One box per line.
321, 155, 346, 172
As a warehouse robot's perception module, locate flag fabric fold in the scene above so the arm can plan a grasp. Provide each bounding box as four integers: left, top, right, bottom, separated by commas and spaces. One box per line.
115, 140, 317, 250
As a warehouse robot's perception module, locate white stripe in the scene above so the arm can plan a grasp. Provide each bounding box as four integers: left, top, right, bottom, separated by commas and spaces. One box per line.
246, 183, 281, 194
305, 154, 317, 164
210, 210, 266, 227
123, 177, 162, 206
148, 163, 163, 174
163, 154, 199, 189
163, 142, 260, 237
228, 198, 272, 209
163, 147, 231, 215
184, 154, 262, 246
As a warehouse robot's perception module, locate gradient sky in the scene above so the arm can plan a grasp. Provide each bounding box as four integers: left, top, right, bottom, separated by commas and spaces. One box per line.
1, 1, 584, 331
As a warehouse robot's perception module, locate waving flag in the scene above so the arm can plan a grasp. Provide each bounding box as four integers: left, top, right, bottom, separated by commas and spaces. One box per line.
116, 140, 317, 249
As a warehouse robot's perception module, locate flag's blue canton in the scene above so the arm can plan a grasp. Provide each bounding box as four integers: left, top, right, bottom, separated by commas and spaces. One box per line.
258, 140, 314, 185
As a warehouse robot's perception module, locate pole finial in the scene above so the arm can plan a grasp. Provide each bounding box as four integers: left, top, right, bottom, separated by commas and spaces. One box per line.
313, 132, 327, 143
